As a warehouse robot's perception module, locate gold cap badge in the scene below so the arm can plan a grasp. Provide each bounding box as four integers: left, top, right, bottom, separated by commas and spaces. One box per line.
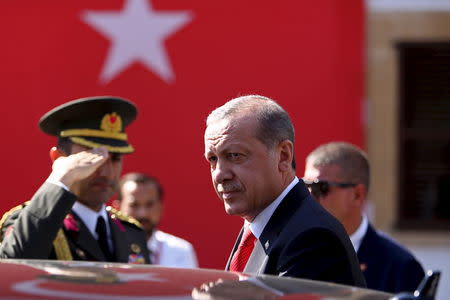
130, 243, 141, 254
101, 112, 123, 133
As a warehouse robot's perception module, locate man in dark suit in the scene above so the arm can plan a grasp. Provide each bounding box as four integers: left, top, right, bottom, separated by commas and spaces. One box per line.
204, 95, 365, 287
0, 96, 150, 264
304, 142, 425, 293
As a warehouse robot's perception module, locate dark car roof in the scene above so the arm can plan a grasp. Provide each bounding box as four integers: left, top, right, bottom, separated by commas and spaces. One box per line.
0, 259, 392, 299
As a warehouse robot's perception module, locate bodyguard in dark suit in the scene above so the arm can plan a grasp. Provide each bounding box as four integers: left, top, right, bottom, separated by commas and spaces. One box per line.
358, 224, 425, 293
204, 95, 365, 287
0, 96, 150, 264
304, 142, 424, 293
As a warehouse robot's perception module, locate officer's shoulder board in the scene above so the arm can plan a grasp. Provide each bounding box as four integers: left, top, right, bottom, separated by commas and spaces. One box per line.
106, 206, 142, 229
0, 201, 30, 230
0, 201, 30, 241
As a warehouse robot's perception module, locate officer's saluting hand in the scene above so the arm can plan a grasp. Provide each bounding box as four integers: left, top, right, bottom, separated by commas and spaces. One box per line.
0, 96, 150, 264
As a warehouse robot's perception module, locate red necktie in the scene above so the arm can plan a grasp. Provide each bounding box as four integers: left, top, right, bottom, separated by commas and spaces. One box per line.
229, 227, 257, 272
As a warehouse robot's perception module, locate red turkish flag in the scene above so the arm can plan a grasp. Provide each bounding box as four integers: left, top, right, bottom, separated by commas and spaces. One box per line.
0, 0, 364, 268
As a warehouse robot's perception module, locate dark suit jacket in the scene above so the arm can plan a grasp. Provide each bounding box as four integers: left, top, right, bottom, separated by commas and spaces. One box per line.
0, 182, 150, 264
226, 180, 366, 288
358, 224, 425, 293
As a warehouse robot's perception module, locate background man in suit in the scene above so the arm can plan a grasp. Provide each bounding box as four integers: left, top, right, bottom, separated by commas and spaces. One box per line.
303, 141, 425, 293
204, 95, 365, 287
115, 172, 198, 268
0, 96, 150, 264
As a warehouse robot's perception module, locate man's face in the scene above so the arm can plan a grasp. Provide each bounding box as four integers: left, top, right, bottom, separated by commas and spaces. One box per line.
119, 181, 162, 236
70, 144, 123, 210
303, 163, 355, 223
204, 115, 282, 222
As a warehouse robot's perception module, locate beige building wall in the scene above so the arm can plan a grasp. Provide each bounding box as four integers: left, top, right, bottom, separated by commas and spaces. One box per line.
367, 2, 450, 298
367, 2, 450, 235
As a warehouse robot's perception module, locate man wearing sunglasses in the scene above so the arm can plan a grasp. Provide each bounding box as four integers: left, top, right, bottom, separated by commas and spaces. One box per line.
304, 142, 424, 293
204, 95, 365, 287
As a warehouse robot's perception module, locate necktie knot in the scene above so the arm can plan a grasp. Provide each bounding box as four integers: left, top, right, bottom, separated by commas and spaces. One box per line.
240, 227, 256, 247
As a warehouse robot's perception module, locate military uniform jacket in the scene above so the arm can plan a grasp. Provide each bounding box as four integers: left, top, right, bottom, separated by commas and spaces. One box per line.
0, 182, 150, 264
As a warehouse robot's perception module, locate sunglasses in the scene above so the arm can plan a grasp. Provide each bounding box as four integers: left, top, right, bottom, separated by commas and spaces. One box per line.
303, 179, 357, 198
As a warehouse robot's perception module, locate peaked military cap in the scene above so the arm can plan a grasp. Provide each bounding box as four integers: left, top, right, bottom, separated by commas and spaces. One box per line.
39, 96, 137, 154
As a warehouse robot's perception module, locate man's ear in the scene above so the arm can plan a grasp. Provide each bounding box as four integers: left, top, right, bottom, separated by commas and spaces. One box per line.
353, 183, 367, 208
277, 140, 294, 172
49, 147, 65, 162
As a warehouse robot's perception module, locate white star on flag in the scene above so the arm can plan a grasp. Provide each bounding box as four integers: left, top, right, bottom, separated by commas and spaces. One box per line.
82, 0, 192, 84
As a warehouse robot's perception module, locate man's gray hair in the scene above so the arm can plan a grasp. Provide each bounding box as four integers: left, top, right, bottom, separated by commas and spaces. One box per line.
306, 142, 370, 189
206, 95, 296, 169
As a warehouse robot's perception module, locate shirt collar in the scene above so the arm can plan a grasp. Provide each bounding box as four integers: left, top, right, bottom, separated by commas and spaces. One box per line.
72, 201, 109, 239
349, 214, 368, 252
147, 229, 159, 252
247, 177, 299, 239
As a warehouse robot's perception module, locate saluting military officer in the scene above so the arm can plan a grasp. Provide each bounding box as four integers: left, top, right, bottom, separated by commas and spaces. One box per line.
0, 96, 150, 264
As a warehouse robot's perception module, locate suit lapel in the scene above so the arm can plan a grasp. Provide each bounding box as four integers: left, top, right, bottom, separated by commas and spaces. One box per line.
228, 181, 310, 274
357, 223, 377, 272
226, 227, 268, 274
225, 227, 244, 271
109, 216, 128, 262
71, 212, 105, 261
259, 182, 308, 254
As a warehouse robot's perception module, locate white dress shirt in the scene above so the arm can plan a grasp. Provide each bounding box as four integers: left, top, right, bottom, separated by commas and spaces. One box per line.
246, 177, 300, 238
349, 214, 369, 252
148, 229, 198, 268
72, 202, 113, 251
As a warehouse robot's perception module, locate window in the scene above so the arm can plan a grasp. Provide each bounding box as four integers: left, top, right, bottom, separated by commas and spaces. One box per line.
397, 42, 450, 230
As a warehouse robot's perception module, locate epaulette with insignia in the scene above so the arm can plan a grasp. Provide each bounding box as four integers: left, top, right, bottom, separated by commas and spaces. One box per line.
0, 201, 30, 241
106, 206, 142, 229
